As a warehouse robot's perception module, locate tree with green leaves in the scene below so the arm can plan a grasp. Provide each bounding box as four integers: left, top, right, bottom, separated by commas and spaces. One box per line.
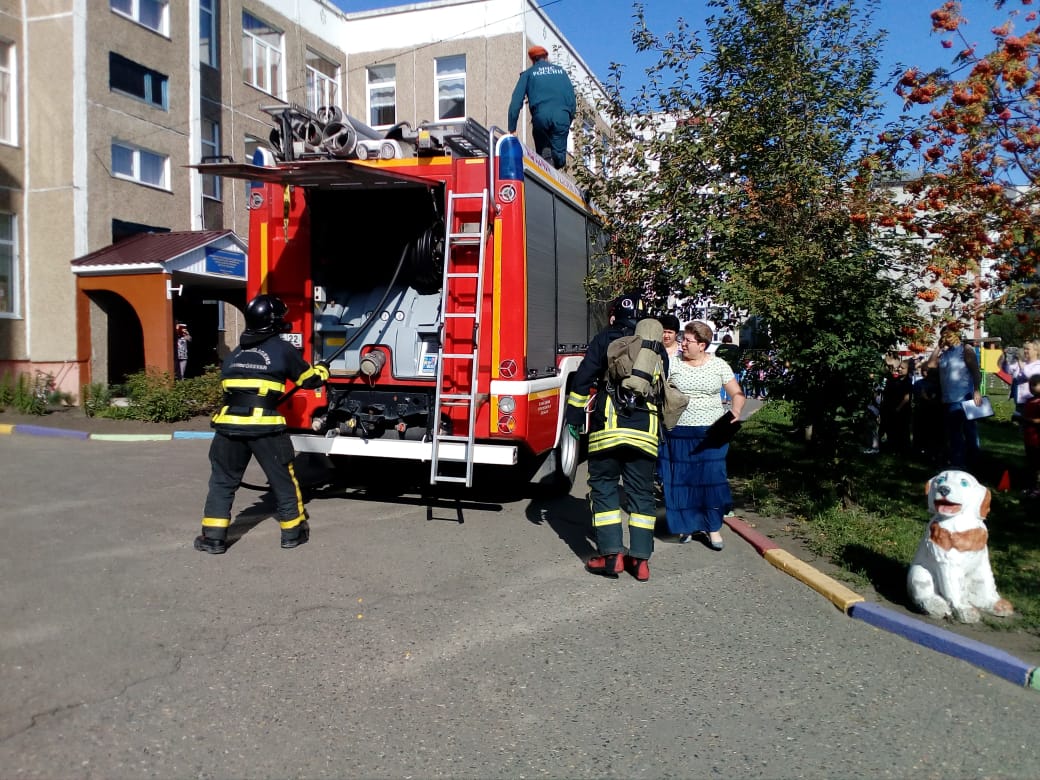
574, 0, 920, 494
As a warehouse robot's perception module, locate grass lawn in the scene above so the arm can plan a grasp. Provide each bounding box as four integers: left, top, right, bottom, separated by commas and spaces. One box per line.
729, 397, 1040, 636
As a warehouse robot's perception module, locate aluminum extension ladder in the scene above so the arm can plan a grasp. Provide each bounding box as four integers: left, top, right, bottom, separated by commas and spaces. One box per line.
429, 187, 490, 487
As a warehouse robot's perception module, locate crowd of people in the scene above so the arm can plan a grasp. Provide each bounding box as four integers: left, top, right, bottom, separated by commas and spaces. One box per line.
566, 305, 1040, 581
867, 327, 1040, 498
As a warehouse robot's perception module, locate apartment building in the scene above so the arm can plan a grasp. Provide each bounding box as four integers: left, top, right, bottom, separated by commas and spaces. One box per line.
0, 0, 605, 394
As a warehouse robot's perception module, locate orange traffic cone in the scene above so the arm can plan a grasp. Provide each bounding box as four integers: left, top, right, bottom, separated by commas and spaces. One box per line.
997, 470, 1011, 492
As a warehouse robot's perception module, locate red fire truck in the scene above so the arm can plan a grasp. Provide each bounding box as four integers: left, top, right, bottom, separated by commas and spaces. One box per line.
198, 107, 607, 490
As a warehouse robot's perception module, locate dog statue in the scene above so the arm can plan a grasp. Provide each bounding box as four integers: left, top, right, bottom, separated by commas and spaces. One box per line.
907, 470, 1014, 624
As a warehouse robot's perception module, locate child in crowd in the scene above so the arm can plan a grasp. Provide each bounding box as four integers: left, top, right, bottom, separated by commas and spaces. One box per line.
1019, 374, 1040, 499
880, 359, 913, 453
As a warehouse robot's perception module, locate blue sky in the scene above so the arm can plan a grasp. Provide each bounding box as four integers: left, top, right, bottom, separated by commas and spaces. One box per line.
333, 0, 1021, 124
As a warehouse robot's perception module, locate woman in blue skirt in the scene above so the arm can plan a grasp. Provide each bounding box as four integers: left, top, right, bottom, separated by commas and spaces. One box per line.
661, 321, 746, 550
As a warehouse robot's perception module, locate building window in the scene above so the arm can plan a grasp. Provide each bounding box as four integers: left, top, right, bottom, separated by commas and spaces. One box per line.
0, 41, 15, 145
201, 119, 221, 200
110, 0, 169, 36
0, 213, 16, 316
306, 50, 339, 114
242, 12, 283, 98
111, 141, 169, 189
435, 55, 466, 121
367, 65, 396, 128
109, 53, 168, 109
199, 0, 217, 68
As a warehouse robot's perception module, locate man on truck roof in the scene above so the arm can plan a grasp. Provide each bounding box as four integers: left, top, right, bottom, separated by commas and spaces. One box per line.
507, 45, 576, 170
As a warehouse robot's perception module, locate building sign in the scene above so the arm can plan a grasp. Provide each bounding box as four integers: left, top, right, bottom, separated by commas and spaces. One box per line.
205, 247, 246, 278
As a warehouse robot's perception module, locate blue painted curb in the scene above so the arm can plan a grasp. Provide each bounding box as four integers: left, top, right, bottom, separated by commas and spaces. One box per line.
13, 425, 89, 440
2, 425, 213, 441
849, 601, 1035, 687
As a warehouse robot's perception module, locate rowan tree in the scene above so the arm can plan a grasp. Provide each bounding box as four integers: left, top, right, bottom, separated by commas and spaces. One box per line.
885, 0, 1040, 329
574, 0, 920, 489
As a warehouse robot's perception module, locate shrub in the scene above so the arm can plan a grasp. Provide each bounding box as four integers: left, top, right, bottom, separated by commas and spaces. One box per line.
96, 366, 223, 423
13, 373, 47, 415
81, 382, 112, 418
0, 372, 13, 411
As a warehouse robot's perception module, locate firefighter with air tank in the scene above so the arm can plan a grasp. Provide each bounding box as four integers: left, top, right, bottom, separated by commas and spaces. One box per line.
193, 294, 329, 555
565, 294, 664, 582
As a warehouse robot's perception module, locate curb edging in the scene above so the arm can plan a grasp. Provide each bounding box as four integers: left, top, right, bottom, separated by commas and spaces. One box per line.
724, 515, 1039, 691
1, 423, 213, 441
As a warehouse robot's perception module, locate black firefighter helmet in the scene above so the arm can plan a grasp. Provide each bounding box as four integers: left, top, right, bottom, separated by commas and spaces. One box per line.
244, 294, 290, 335
609, 292, 645, 331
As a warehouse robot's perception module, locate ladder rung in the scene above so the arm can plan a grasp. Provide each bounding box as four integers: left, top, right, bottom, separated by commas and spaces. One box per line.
440, 353, 475, 359
450, 192, 486, 200
449, 231, 481, 239
446, 272, 481, 279
432, 475, 470, 484
435, 434, 473, 443
439, 395, 475, 402
443, 312, 477, 319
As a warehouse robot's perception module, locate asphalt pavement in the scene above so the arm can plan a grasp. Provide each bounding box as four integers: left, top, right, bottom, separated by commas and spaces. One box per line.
0, 432, 1038, 779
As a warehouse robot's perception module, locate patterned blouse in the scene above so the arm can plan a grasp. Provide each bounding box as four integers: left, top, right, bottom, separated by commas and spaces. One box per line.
670, 355, 735, 427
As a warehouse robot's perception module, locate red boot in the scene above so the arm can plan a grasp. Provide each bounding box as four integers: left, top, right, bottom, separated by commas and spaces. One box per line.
624, 554, 650, 582
585, 553, 624, 578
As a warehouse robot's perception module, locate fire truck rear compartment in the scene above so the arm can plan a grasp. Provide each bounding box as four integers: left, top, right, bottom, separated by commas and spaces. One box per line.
308, 183, 446, 438
310, 185, 445, 375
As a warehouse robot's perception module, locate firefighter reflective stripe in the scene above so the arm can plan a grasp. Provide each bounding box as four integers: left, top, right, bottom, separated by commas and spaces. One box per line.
222, 377, 286, 395
589, 429, 659, 455
279, 514, 306, 530
298, 364, 328, 385
211, 407, 287, 426
593, 509, 622, 527
202, 516, 231, 529
587, 393, 660, 457
567, 389, 590, 411
629, 512, 656, 531
277, 463, 306, 530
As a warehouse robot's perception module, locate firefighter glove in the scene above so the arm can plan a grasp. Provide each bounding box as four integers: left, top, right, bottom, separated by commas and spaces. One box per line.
566, 423, 582, 440
564, 405, 585, 432
314, 363, 330, 382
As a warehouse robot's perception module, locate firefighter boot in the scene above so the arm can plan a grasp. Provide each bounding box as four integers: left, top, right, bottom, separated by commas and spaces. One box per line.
280, 520, 310, 549
585, 553, 624, 578
624, 554, 650, 582
193, 534, 227, 555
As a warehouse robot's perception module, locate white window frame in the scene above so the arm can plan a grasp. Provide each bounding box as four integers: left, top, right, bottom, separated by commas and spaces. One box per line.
199, 0, 217, 68
435, 55, 466, 121
0, 40, 16, 146
306, 50, 339, 114
0, 213, 17, 318
110, 0, 169, 37
109, 53, 168, 110
201, 119, 221, 200
242, 12, 284, 98
367, 64, 396, 129
111, 141, 169, 190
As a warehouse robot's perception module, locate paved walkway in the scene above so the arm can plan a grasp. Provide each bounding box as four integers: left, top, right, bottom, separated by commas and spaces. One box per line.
2, 406, 1037, 691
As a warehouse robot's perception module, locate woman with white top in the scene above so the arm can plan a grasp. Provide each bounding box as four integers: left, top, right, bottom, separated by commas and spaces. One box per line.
1002, 341, 1040, 412
659, 321, 745, 550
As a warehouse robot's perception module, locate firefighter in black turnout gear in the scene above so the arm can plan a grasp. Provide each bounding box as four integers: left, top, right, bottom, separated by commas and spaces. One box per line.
565, 294, 663, 582
193, 295, 329, 554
